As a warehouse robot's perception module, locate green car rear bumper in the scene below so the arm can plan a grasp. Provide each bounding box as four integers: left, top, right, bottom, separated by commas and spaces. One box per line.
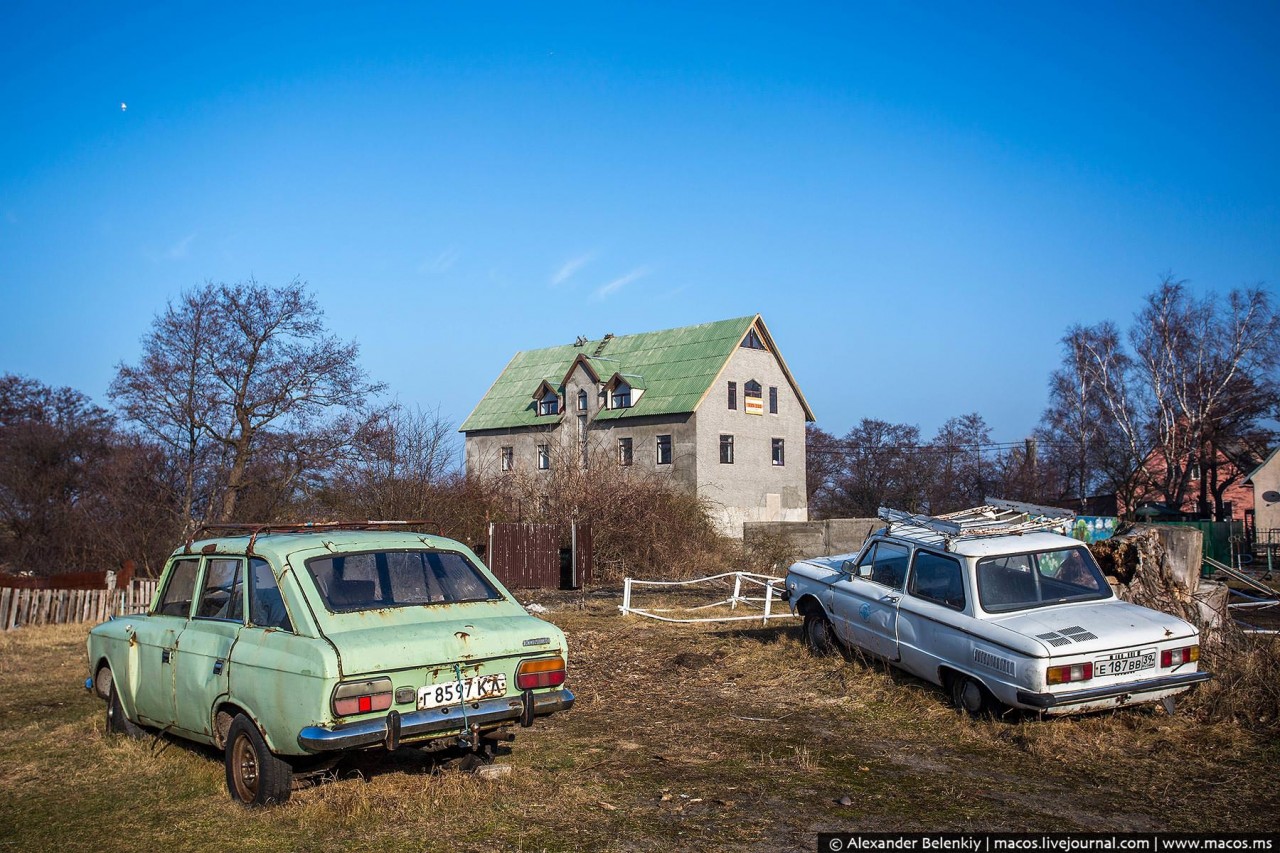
297, 688, 574, 752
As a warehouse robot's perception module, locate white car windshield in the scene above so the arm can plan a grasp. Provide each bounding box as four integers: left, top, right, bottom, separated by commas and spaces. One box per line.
976, 546, 1111, 613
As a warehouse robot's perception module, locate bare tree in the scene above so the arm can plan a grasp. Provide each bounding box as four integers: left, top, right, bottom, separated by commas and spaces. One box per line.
113, 279, 385, 524
322, 404, 460, 520
1131, 279, 1279, 515
823, 419, 930, 517
0, 374, 179, 574
0, 375, 114, 570
1039, 277, 1279, 519
1040, 322, 1150, 513
926, 413, 992, 513
111, 287, 219, 532
804, 424, 843, 518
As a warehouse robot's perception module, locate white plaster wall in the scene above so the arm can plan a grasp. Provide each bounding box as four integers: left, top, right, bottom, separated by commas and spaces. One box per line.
693, 345, 808, 537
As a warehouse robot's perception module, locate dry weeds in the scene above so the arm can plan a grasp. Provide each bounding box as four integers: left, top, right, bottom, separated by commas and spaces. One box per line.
1, 602, 1277, 853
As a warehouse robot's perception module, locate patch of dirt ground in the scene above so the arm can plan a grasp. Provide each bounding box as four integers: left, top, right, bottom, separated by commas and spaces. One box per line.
0, 594, 1276, 853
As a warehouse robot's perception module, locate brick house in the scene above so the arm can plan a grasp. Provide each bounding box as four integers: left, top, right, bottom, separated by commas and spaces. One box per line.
459, 315, 814, 536
1129, 443, 1256, 522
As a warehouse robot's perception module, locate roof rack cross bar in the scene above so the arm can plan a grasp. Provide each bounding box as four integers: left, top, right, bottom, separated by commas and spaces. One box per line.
190, 520, 442, 541
877, 502, 1076, 550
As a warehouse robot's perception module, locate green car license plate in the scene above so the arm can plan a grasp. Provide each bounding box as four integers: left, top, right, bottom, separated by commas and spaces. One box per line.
417, 673, 508, 710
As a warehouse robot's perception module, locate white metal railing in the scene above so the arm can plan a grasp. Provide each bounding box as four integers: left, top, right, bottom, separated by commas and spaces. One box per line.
619, 571, 795, 625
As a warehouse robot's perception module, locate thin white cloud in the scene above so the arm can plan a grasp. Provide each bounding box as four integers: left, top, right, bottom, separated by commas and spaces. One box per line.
164, 232, 196, 260
551, 252, 596, 286
420, 247, 461, 275
594, 266, 651, 300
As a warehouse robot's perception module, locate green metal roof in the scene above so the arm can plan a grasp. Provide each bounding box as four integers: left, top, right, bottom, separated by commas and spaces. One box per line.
461, 316, 778, 432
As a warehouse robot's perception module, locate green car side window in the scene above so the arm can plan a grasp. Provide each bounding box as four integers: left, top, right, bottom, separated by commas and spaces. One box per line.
155, 558, 200, 617
248, 558, 293, 632
196, 558, 244, 621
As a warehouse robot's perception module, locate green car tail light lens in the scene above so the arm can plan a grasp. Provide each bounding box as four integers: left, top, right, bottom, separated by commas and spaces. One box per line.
515, 656, 566, 690
332, 678, 393, 716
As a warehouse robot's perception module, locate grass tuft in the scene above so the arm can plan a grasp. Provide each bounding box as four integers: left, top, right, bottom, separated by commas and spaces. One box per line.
1, 602, 1277, 851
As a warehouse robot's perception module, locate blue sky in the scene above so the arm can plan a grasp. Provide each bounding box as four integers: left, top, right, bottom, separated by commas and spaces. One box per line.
1, 2, 1277, 443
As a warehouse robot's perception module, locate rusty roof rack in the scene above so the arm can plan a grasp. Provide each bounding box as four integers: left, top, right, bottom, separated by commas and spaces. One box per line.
185, 520, 441, 555
878, 499, 1074, 550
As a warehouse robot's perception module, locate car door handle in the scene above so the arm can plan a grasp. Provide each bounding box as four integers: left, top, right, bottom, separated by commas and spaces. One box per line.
161, 649, 172, 664
883, 594, 901, 604
212, 660, 225, 675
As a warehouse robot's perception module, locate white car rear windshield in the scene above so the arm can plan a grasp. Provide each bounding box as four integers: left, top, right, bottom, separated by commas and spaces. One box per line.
306, 550, 503, 612
976, 546, 1111, 613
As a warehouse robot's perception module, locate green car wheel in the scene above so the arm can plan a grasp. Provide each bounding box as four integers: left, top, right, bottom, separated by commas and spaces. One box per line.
225, 714, 293, 806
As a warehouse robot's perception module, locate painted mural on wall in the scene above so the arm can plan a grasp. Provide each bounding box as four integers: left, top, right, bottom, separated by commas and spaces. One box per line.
1066, 516, 1118, 544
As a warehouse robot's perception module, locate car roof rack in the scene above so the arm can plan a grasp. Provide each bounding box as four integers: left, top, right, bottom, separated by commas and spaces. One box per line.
186, 520, 440, 555
877, 498, 1074, 550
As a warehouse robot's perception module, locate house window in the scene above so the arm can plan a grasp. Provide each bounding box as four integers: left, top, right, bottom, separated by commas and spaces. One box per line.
618, 437, 633, 466
720, 434, 734, 464
728, 381, 737, 410
769, 386, 778, 414
744, 380, 763, 415
539, 395, 559, 416
500, 446, 513, 472
656, 434, 672, 465
537, 445, 550, 470
612, 384, 632, 409
741, 329, 765, 350
772, 438, 785, 466
577, 389, 588, 411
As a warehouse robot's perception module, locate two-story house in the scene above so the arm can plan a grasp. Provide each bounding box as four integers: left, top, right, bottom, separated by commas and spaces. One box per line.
459, 315, 814, 536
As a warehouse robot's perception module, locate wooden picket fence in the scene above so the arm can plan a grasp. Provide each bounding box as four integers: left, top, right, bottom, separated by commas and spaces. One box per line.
0, 580, 159, 631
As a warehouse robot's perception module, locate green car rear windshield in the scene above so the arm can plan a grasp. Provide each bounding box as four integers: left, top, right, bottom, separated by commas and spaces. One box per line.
306, 550, 503, 612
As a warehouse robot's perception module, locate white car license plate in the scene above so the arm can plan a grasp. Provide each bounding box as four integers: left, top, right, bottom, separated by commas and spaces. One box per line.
1094, 649, 1156, 678
417, 673, 508, 710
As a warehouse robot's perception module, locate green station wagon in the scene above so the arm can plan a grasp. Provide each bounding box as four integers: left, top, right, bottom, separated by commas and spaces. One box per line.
85, 524, 574, 805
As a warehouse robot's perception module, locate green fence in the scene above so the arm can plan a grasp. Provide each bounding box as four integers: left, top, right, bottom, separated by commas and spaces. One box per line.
1153, 521, 1245, 571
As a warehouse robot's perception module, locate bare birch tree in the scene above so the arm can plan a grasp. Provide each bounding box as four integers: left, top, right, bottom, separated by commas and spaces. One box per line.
1040, 277, 1279, 519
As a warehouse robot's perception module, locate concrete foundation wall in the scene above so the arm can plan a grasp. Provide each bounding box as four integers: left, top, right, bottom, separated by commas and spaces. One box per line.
744, 518, 882, 560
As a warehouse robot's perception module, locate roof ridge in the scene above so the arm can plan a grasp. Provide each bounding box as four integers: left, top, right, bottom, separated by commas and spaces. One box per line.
458, 314, 808, 433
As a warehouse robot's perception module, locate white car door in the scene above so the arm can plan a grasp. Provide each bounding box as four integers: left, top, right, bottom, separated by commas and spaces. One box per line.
830, 541, 907, 661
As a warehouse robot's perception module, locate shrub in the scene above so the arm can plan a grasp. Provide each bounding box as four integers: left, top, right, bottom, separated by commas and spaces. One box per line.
1187, 629, 1280, 734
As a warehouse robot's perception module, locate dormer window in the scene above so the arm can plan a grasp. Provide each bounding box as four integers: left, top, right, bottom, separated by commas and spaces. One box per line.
577, 389, 589, 411
612, 383, 632, 409
532, 380, 561, 416
604, 373, 644, 410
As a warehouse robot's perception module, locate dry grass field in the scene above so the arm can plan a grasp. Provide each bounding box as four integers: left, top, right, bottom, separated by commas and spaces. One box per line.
1, 593, 1277, 853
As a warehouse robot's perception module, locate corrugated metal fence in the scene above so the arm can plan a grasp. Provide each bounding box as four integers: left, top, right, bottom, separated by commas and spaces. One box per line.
487, 522, 593, 589
0, 580, 158, 631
